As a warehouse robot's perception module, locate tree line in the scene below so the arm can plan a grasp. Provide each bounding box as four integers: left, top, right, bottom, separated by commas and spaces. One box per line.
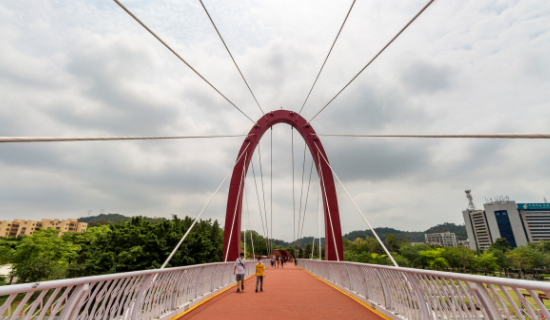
0, 216, 223, 284
343, 235, 550, 279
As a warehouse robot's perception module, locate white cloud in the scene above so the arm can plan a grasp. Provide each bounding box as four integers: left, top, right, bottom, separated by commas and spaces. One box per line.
1, 0, 549, 240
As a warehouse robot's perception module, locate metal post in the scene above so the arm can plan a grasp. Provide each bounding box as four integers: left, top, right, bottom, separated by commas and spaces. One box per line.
194, 267, 205, 300
375, 269, 392, 309
405, 273, 430, 320
59, 283, 89, 320
131, 274, 154, 320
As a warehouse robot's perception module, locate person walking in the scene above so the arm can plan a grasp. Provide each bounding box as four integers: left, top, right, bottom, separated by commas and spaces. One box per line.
233, 252, 246, 293
255, 257, 265, 292
280, 256, 284, 268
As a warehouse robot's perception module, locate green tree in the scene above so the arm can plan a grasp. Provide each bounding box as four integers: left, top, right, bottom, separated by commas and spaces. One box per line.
477, 252, 498, 275
506, 246, 533, 279
11, 229, 78, 283
490, 238, 512, 253
419, 248, 449, 270
399, 244, 431, 268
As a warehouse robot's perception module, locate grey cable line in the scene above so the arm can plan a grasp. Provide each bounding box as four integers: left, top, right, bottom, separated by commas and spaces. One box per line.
314, 133, 550, 139
0, 134, 248, 143
112, 0, 255, 124
291, 127, 296, 254
224, 153, 247, 262
307, 0, 436, 124
161, 142, 250, 268
298, 158, 314, 250
198, 0, 265, 115
244, 187, 255, 259
257, 144, 270, 254
297, 142, 307, 246
298, 0, 357, 114
251, 160, 270, 253
270, 127, 273, 256
314, 142, 398, 266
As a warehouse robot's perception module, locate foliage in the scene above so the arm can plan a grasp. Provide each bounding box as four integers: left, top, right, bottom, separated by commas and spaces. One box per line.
343, 222, 468, 242
419, 248, 449, 270
490, 238, 512, 253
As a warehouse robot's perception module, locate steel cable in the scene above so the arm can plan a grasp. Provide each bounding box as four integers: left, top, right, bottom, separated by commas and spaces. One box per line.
161, 141, 250, 268
257, 144, 270, 254
314, 142, 398, 266
307, 0, 436, 124
297, 142, 307, 247
298, 158, 314, 251
112, 0, 255, 124
315, 133, 550, 139
0, 134, 248, 143
251, 160, 270, 253
198, 0, 265, 115
299, 0, 356, 114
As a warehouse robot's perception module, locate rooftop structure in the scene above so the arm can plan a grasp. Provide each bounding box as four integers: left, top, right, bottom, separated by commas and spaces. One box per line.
424, 231, 458, 247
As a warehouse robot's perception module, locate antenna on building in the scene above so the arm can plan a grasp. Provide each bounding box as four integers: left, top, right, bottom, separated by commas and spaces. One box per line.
465, 189, 476, 211
545, 197, 548, 203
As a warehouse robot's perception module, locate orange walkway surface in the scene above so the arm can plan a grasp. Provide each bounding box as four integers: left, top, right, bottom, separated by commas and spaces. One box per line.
178, 263, 385, 320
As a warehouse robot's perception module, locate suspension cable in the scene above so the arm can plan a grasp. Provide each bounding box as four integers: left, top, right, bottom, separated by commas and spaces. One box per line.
314, 142, 398, 266
270, 127, 273, 256
298, 0, 356, 114
291, 127, 296, 254
317, 152, 340, 261
225, 153, 247, 262
297, 142, 307, 247
258, 144, 270, 254
307, 0, 436, 124
244, 187, 255, 259
198, 0, 264, 115
318, 183, 322, 259
251, 160, 270, 253
0, 134, 249, 143
314, 133, 550, 139
161, 142, 250, 268
112, 0, 255, 124
298, 158, 314, 250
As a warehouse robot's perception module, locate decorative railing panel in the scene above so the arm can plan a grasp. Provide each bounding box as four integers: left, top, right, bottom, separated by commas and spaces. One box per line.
0, 260, 268, 320
300, 260, 550, 320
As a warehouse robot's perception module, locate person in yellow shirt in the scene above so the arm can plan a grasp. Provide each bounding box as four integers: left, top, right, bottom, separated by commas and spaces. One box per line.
255, 257, 265, 292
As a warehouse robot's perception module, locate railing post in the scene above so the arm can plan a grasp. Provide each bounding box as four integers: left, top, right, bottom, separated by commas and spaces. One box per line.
194, 266, 205, 300
131, 274, 154, 320
375, 269, 392, 310
59, 283, 89, 320
210, 265, 219, 292
405, 273, 431, 320
343, 263, 353, 292
171, 270, 187, 310
471, 282, 501, 320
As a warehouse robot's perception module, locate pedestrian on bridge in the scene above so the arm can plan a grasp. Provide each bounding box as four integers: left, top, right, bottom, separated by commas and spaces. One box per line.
233, 252, 245, 293
255, 257, 265, 292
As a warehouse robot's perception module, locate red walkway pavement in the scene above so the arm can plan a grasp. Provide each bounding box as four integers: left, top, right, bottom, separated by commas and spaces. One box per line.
178, 263, 385, 320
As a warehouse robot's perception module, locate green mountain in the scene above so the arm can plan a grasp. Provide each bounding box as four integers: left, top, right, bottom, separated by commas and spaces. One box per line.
78, 214, 167, 227
78, 213, 128, 224
342, 222, 467, 243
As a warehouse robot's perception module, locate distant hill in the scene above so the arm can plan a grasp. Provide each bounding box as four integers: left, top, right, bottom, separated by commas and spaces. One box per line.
342, 223, 467, 243
78, 214, 167, 227
78, 213, 129, 224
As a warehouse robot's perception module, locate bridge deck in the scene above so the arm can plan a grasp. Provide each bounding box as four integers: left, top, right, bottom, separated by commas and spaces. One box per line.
177, 263, 385, 320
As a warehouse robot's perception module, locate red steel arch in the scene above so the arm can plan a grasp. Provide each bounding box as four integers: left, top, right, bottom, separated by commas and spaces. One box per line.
223, 110, 343, 261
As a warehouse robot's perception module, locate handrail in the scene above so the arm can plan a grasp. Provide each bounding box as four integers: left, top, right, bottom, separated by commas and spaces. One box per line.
300, 260, 550, 320
0, 259, 270, 320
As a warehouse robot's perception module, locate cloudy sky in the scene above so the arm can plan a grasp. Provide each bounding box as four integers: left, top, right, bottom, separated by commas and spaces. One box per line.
1, 0, 549, 242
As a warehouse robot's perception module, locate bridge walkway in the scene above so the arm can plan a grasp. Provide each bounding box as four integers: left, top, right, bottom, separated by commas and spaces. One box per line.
177, 263, 386, 320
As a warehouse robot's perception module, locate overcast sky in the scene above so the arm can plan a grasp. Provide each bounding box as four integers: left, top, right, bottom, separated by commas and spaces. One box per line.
1, 0, 549, 242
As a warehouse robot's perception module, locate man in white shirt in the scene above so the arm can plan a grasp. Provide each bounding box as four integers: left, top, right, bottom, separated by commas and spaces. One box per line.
233, 252, 246, 293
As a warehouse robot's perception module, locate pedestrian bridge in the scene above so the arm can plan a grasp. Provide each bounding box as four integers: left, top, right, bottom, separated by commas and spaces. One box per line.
1, 259, 549, 320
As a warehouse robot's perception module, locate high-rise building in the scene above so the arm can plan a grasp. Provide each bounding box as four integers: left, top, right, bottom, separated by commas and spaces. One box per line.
424, 231, 458, 247
462, 191, 550, 250
0, 218, 87, 237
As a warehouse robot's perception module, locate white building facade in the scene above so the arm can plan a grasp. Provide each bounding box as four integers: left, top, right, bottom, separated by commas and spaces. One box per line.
463, 199, 550, 250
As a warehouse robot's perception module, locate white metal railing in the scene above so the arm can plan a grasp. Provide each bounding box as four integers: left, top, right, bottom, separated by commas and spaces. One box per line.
0, 259, 268, 320
300, 260, 550, 320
